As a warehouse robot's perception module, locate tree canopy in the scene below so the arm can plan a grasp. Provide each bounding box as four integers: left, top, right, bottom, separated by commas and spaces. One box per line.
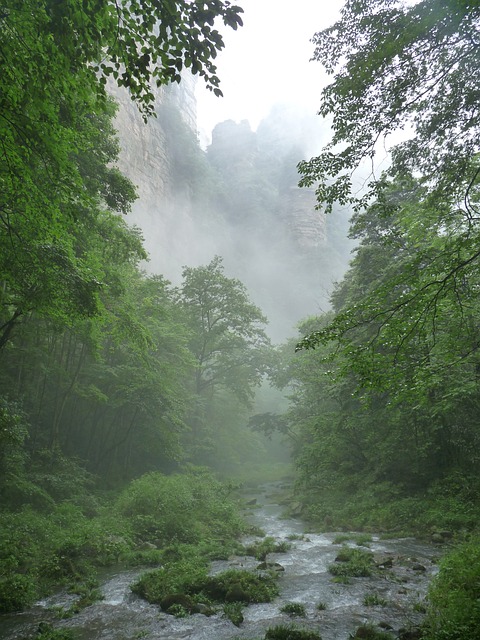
0, 0, 243, 348
298, 0, 480, 213
297, 0, 480, 359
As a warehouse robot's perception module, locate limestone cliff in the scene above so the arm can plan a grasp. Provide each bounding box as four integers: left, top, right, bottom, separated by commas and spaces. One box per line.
110, 82, 350, 340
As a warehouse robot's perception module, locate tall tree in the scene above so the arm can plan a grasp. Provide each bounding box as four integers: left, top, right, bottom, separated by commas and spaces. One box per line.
178, 257, 271, 462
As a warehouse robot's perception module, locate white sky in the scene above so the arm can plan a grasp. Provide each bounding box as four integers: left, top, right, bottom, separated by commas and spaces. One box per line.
196, 0, 342, 145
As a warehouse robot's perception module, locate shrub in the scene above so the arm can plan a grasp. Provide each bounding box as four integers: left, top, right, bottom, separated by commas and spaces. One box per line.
200, 569, 280, 604
116, 469, 245, 545
132, 564, 280, 610
280, 602, 307, 617
265, 624, 322, 640
223, 601, 244, 626
131, 547, 209, 604
329, 547, 374, 578
0, 574, 37, 613
363, 593, 388, 606
34, 625, 75, 640
243, 536, 291, 560
422, 536, 480, 639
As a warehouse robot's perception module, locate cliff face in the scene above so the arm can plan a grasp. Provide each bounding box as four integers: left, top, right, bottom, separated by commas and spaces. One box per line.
109, 74, 197, 205
283, 187, 326, 249
108, 75, 220, 281
110, 83, 350, 340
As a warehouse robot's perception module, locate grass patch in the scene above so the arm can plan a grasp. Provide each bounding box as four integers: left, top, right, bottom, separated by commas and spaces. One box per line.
350, 623, 394, 639
265, 624, 322, 640
132, 562, 280, 614
363, 592, 388, 606
223, 601, 245, 626
280, 602, 307, 617
242, 536, 291, 560
328, 547, 374, 578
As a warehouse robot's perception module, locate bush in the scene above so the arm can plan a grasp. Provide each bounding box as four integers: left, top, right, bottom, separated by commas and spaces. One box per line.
132, 563, 280, 610
243, 536, 291, 560
198, 568, 280, 604
329, 547, 374, 578
116, 469, 245, 545
280, 602, 307, 617
422, 536, 480, 639
34, 624, 75, 640
0, 501, 133, 612
223, 601, 245, 626
131, 547, 209, 604
0, 574, 37, 612
265, 624, 322, 640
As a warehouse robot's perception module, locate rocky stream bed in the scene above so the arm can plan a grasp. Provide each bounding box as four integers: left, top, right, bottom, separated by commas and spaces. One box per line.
0, 484, 442, 640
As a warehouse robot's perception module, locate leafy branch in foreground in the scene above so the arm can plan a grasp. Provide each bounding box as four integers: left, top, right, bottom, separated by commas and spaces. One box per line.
299, 0, 480, 212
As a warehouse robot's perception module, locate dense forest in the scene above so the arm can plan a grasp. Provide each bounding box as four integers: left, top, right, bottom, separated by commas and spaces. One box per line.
1, 1, 480, 639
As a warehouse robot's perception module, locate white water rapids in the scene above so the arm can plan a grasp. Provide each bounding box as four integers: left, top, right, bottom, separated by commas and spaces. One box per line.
0, 484, 441, 640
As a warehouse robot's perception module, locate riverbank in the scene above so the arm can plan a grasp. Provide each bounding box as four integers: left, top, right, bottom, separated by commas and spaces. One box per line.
0, 483, 442, 640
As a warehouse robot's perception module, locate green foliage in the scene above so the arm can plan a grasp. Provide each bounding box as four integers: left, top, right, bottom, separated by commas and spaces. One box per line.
0, 499, 130, 612
349, 624, 393, 640
0, 573, 38, 613
223, 601, 245, 626
299, 0, 480, 213
243, 537, 291, 560
130, 547, 209, 605
363, 593, 388, 607
328, 547, 374, 578
133, 564, 279, 608
423, 536, 480, 640
280, 602, 307, 617
179, 256, 271, 405
178, 256, 272, 466
200, 568, 280, 604
265, 624, 322, 640
33, 625, 75, 640
115, 469, 245, 545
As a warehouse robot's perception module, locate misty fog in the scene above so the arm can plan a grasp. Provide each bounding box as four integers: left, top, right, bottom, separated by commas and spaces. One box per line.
112, 89, 355, 343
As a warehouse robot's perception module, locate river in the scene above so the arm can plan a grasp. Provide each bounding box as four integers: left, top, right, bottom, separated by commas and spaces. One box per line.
0, 484, 440, 640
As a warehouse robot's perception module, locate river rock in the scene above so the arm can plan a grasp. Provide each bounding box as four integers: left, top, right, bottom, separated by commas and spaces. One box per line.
399, 627, 422, 640
256, 561, 285, 571
225, 584, 249, 602
375, 555, 394, 569
160, 593, 195, 613
137, 541, 157, 550
431, 530, 453, 543
289, 502, 304, 516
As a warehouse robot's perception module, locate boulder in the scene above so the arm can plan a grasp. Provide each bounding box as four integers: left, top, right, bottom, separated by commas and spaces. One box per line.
256, 561, 285, 572
160, 593, 195, 613
225, 584, 249, 603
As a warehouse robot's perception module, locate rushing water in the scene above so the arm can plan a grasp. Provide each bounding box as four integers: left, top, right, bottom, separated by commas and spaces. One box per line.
0, 484, 441, 640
